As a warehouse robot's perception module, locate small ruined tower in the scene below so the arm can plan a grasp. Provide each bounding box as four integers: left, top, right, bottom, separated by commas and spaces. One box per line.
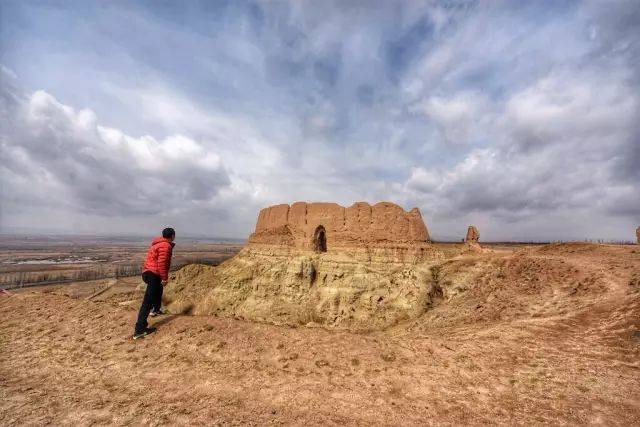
636, 226, 640, 245
465, 225, 480, 243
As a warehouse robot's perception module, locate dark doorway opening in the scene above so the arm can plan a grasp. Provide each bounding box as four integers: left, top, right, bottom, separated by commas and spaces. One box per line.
313, 225, 327, 253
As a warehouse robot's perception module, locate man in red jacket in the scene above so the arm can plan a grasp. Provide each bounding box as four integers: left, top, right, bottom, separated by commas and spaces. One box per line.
134, 227, 175, 339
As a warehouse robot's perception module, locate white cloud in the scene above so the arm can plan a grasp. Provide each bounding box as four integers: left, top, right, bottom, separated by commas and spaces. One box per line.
406, 167, 442, 193
411, 90, 493, 145
400, 65, 640, 240
0, 75, 258, 236
504, 68, 637, 145
103, 83, 284, 174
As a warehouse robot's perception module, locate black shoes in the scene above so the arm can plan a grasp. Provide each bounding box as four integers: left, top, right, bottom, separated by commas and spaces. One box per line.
133, 327, 157, 340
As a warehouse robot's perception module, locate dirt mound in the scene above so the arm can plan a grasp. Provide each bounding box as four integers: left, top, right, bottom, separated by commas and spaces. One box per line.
164, 242, 639, 333
533, 242, 605, 254
405, 243, 640, 335
164, 246, 445, 330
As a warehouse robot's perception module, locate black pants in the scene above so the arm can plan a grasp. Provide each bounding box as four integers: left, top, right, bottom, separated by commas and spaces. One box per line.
152, 278, 163, 312
135, 271, 163, 334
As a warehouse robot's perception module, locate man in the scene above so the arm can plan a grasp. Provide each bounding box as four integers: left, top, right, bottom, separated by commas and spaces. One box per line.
133, 227, 175, 340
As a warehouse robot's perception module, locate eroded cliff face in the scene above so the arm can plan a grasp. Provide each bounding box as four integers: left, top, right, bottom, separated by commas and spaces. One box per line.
249, 201, 430, 250
164, 245, 445, 331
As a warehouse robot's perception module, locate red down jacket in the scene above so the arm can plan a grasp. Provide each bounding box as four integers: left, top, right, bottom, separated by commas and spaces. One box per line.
142, 236, 175, 281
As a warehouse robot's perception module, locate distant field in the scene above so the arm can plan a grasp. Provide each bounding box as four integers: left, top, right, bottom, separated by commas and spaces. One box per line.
0, 234, 244, 289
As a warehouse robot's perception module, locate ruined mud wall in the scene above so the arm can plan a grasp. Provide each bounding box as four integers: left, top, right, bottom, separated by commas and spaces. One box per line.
249, 201, 430, 249
465, 226, 480, 243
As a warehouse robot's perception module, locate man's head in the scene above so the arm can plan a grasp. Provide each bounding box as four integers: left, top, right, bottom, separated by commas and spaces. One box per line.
162, 227, 176, 241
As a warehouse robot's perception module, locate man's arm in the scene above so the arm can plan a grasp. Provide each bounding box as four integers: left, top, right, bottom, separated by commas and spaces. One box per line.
157, 243, 173, 283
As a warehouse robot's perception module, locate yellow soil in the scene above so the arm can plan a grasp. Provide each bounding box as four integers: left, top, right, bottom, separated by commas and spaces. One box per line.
1, 243, 639, 425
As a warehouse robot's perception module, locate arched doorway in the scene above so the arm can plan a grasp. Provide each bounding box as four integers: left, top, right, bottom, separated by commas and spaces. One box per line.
313, 225, 327, 253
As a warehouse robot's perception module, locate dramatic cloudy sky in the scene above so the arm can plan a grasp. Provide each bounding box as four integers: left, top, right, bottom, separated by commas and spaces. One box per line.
1, 1, 638, 241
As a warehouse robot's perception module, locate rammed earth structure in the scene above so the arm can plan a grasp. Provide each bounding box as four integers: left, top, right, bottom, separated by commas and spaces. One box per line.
248, 201, 430, 251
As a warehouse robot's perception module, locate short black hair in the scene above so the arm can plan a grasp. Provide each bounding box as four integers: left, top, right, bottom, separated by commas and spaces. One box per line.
162, 227, 175, 239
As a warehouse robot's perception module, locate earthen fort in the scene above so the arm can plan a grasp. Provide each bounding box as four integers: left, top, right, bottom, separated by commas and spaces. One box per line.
248, 201, 430, 251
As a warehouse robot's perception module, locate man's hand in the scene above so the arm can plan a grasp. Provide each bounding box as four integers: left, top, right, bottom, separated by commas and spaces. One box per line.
161, 280, 168, 286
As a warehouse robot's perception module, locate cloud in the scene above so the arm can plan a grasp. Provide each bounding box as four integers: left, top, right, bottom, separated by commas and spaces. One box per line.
504, 68, 637, 150
410, 90, 493, 146
401, 66, 640, 229
0, 70, 251, 235
1, 1, 639, 241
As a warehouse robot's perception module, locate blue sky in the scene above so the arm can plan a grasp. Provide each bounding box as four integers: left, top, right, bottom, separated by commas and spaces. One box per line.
1, 1, 638, 241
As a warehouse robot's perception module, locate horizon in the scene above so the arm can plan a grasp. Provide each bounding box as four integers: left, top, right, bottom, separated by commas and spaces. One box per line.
0, 228, 635, 245
1, 1, 638, 242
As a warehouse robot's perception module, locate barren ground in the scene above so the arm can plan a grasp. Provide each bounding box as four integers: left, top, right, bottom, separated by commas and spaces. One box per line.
1, 243, 639, 425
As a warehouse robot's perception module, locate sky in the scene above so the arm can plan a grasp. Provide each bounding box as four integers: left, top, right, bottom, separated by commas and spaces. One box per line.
0, 0, 638, 241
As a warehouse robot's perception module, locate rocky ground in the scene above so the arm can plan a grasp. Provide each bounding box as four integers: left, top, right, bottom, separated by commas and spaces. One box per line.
1, 243, 639, 425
